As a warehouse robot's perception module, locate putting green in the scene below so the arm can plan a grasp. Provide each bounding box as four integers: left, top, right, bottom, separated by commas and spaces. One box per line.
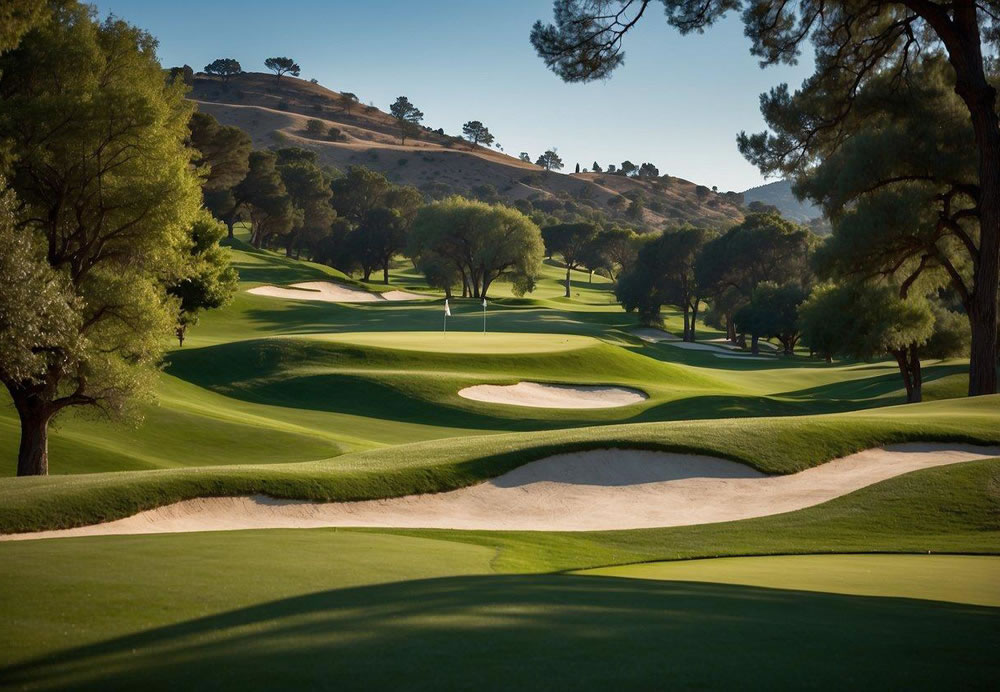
301, 331, 599, 353
577, 554, 1000, 606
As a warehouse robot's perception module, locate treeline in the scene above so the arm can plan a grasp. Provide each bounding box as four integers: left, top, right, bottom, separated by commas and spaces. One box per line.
612, 212, 970, 404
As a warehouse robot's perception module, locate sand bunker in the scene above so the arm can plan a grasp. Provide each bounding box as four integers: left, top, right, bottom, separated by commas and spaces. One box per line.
457, 382, 648, 409
5, 444, 998, 540
248, 281, 425, 303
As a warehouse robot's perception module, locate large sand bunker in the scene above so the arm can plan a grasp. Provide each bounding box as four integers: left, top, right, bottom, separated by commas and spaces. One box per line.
248, 281, 425, 303
5, 444, 997, 540
458, 382, 648, 409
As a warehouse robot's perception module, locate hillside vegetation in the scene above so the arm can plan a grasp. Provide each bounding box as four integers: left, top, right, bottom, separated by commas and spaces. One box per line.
189, 72, 746, 230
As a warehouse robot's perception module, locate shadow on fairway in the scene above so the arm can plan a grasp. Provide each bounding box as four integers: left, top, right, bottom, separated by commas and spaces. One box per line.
3, 574, 996, 690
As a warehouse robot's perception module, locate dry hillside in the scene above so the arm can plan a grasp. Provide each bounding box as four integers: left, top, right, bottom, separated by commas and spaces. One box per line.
189, 72, 746, 230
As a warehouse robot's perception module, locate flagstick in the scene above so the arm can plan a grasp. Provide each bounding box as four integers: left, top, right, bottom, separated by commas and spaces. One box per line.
483, 300, 486, 333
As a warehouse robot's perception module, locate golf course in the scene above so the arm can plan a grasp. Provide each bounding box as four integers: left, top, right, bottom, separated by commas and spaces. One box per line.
3, 1, 1000, 689
2, 232, 999, 688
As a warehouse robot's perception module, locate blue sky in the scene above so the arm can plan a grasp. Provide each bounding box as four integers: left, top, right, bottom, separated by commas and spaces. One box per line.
94, 0, 813, 191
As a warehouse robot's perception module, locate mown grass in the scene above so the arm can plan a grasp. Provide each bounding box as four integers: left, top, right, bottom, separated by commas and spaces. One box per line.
1, 396, 997, 534
1, 457, 998, 689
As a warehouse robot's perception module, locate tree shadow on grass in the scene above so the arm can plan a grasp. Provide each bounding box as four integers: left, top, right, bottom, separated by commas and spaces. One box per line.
3, 574, 995, 690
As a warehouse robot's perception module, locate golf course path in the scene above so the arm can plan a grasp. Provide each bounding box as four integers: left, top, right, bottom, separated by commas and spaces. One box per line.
5, 443, 998, 539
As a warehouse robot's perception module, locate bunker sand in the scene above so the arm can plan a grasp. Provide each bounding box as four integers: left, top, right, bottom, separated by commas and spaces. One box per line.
248, 281, 425, 303
5, 444, 998, 539
458, 382, 648, 409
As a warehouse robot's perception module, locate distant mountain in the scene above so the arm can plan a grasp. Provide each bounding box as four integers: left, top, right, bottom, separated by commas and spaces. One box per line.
741, 180, 822, 224
187, 72, 746, 231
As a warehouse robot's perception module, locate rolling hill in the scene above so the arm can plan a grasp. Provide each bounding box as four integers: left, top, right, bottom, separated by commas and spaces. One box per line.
187, 72, 747, 231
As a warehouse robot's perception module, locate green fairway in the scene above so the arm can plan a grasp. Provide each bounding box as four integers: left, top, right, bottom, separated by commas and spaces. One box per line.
577, 554, 1000, 606
1, 532, 997, 690
305, 330, 602, 353
3, 227, 999, 690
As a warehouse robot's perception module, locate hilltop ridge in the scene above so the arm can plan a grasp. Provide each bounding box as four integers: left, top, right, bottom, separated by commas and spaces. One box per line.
188, 72, 747, 230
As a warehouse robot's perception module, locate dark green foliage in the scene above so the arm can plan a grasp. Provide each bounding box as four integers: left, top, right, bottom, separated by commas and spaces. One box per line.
617, 227, 708, 337
203, 58, 241, 82
541, 222, 598, 297
264, 56, 300, 82
389, 96, 423, 144
733, 282, 806, 354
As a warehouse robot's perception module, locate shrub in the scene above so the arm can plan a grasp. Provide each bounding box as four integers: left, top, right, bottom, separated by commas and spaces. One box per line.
305, 119, 325, 136
327, 127, 346, 142
277, 100, 290, 111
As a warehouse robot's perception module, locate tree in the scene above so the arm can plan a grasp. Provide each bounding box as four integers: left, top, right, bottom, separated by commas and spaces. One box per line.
695, 213, 813, 342
0, 7, 214, 475
799, 283, 965, 402
389, 96, 423, 144
276, 151, 336, 259
542, 222, 599, 297
530, 0, 1000, 395
330, 166, 392, 224
625, 198, 644, 221
204, 57, 241, 82
235, 151, 298, 248
519, 152, 532, 163
787, 56, 989, 396
0, 0, 48, 53
733, 282, 807, 354
638, 162, 659, 178
410, 197, 543, 299
592, 161, 603, 173
536, 149, 564, 171
616, 227, 709, 339
620, 160, 637, 177
264, 56, 300, 82
575, 163, 581, 173
168, 64, 194, 86
339, 92, 358, 116
585, 227, 638, 281
168, 213, 238, 346
188, 112, 252, 192
462, 120, 495, 146
305, 119, 326, 137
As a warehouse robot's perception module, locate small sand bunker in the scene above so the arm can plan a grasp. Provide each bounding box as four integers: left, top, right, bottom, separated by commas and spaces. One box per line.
6, 444, 997, 540
248, 281, 425, 303
458, 382, 648, 409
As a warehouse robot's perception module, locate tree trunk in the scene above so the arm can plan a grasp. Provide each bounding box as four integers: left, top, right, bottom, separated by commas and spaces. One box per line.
588, 270, 593, 284
226, 219, 235, 240
689, 299, 699, 343
383, 264, 390, 284
362, 267, 372, 282
565, 266, 571, 298
682, 307, 691, 342
949, 12, 999, 395
750, 334, 759, 355
892, 346, 923, 403
16, 399, 50, 476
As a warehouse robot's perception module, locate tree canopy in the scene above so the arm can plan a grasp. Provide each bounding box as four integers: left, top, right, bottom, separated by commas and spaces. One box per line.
264, 56, 300, 82
536, 149, 564, 171
410, 197, 543, 299
204, 57, 241, 81
462, 120, 495, 147
0, 4, 218, 475
389, 96, 423, 144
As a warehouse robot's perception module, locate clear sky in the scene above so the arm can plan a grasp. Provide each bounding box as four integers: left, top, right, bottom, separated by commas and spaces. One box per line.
93, 0, 813, 192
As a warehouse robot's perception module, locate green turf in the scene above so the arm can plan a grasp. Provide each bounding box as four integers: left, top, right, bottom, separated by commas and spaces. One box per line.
2, 396, 998, 534
576, 554, 1000, 606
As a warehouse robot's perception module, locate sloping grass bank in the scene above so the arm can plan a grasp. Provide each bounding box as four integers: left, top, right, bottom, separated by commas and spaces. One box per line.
1, 396, 997, 534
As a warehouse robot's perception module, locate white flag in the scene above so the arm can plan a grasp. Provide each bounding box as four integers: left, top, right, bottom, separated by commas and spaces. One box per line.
444, 299, 451, 317
482, 298, 487, 308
